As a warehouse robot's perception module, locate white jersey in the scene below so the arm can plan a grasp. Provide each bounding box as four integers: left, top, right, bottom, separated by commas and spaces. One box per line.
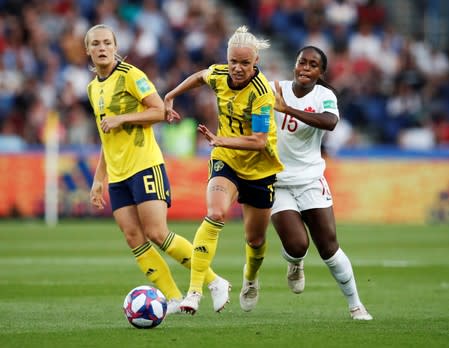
271, 81, 339, 186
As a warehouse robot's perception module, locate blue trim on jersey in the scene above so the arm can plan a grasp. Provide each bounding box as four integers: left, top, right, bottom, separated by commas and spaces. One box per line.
252, 113, 270, 133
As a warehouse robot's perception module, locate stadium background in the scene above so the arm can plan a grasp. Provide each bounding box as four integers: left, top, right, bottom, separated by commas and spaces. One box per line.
0, 0, 448, 225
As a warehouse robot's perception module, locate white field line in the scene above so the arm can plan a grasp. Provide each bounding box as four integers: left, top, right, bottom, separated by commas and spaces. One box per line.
0, 256, 445, 267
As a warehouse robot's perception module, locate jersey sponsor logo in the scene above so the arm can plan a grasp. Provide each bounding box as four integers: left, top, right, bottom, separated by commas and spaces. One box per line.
323, 100, 336, 109
213, 160, 225, 172
136, 78, 151, 93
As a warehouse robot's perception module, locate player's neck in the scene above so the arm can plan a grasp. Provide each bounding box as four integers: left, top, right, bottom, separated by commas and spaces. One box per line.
97, 60, 119, 79
292, 81, 314, 98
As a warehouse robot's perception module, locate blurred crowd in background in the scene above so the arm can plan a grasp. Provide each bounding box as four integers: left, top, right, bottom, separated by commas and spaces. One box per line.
1, 0, 449, 155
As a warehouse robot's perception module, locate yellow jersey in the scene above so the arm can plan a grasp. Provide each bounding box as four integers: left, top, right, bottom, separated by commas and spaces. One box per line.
205, 64, 283, 180
87, 61, 164, 183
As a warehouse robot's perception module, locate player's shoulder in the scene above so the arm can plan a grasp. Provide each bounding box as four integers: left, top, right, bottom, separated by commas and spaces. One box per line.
209, 64, 229, 75
276, 80, 292, 90
314, 84, 337, 99
87, 78, 96, 88
116, 61, 135, 74
250, 67, 272, 97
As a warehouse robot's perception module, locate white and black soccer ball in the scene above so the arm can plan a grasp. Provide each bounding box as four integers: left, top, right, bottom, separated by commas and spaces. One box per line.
123, 286, 167, 329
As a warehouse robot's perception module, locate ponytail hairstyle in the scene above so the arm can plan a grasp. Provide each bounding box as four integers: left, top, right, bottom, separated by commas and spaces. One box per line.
227, 25, 270, 56
296, 46, 337, 94
84, 24, 124, 72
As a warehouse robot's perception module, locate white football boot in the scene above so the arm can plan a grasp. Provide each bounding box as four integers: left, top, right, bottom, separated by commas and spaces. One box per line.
207, 276, 231, 312
166, 298, 183, 315
350, 304, 373, 320
287, 260, 305, 294
239, 265, 259, 312
179, 291, 202, 315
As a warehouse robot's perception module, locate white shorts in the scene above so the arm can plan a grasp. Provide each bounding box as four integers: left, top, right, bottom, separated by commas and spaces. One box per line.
271, 176, 333, 215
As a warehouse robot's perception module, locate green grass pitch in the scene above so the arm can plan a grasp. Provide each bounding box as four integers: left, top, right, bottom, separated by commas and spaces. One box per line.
0, 220, 448, 348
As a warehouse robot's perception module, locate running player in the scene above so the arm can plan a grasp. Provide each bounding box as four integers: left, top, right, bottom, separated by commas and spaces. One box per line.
164, 26, 284, 314
270, 46, 373, 320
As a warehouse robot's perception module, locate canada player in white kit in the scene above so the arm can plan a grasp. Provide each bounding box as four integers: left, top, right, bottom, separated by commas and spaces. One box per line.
270, 46, 373, 320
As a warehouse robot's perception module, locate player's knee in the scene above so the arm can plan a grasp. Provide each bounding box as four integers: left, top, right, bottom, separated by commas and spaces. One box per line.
318, 243, 339, 260
123, 227, 144, 248
285, 244, 308, 259
207, 211, 226, 223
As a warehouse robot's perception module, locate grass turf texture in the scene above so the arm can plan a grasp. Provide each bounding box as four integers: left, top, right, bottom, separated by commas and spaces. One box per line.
0, 220, 448, 348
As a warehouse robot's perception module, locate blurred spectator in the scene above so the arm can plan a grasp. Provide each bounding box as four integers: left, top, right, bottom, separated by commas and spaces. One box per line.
0, 0, 448, 153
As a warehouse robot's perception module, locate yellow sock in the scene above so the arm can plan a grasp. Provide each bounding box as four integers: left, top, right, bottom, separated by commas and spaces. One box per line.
160, 231, 218, 284
244, 241, 267, 281
189, 217, 224, 294
132, 241, 182, 300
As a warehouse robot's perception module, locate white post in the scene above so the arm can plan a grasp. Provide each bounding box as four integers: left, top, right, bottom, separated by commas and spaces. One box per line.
44, 111, 59, 227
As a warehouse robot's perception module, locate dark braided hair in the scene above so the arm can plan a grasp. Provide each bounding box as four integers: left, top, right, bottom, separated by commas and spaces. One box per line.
296, 46, 337, 95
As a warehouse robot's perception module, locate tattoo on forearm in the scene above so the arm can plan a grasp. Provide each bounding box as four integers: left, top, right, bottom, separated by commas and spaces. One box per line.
210, 185, 227, 193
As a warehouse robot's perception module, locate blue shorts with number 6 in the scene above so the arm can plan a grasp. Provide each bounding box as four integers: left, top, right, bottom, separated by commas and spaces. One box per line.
108, 164, 171, 211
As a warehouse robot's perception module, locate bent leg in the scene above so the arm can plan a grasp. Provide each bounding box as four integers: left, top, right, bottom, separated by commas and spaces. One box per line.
271, 209, 309, 259
114, 205, 182, 300
242, 205, 271, 280
303, 207, 364, 309
189, 176, 237, 294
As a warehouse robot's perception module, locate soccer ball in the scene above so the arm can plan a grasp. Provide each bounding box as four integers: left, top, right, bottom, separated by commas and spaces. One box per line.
123, 286, 167, 329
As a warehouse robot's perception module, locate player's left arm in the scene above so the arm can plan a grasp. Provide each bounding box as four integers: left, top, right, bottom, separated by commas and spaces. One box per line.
273, 80, 339, 131
198, 124, 268, 150
198, 94, 272, 151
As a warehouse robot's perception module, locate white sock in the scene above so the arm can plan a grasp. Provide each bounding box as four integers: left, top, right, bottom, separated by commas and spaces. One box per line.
282, 248, 307, 264
323, 248, 362, 309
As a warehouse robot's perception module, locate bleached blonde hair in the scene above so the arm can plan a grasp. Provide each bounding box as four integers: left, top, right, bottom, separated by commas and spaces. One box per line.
227, 25, 270, 55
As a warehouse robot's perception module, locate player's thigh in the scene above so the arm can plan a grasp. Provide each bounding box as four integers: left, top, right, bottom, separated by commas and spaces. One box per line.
206, 176, 238, 221
271, 187, 309, 248
113, 205, 146, 248
302, 207, 338, 258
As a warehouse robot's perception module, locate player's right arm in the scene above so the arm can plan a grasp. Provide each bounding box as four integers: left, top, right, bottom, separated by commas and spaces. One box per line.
164, 69, 209, 122
273, 80, 338, 131
90, 147, 107, 210
100, 92, 166, 132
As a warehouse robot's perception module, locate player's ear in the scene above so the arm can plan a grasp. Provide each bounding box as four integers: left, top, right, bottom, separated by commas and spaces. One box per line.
254, 55, 259, 65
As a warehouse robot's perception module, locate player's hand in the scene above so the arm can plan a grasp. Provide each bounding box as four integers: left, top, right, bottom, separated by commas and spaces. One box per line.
101, 116, 123, 133
274, 80, 287, 113
197, 124, 218, 146
164, 97, 182, 123
90, 181, 106, 210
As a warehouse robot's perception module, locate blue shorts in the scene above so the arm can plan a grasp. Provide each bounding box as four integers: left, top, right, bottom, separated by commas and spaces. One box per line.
208, 159, 276, 209
108, 164, 171, 211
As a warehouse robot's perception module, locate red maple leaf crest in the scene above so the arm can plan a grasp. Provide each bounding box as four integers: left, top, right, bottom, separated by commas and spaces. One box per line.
304, 106, 315, 112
